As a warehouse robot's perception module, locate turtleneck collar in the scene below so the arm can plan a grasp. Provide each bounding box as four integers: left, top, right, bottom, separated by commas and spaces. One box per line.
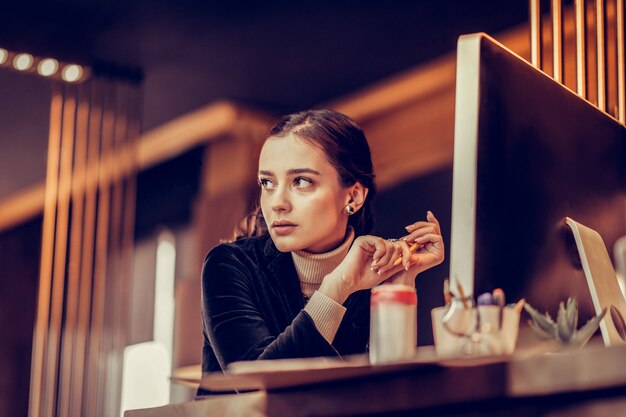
291, 227, 355, 297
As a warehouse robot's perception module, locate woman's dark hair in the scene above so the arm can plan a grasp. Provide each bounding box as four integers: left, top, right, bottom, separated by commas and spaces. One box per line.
233, 109, 377, 240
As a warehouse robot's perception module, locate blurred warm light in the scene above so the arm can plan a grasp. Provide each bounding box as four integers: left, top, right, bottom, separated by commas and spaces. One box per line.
37, 58, 59, 76
61, 64, 83, 82
2, 49, 89, 82
13, 53, 33, 71
154, 232, 176, 357
120, 342, 171, 417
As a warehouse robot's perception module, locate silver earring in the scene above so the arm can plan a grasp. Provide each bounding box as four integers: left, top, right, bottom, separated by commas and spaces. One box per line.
344, 205, 355, 216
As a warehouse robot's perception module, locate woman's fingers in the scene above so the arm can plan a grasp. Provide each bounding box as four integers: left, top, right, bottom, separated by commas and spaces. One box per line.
404, 221, 431, 232
359, 221, 443, 286
375, 240, 410, 273
405, 222, 439, 236
370, 238, 393, 268
344, 234, 433, 293
427, 211, 441, 231
399, 240, 411, 270
414, 233, 443, 246
405, 211, 441, 235
403, 226, 436, 242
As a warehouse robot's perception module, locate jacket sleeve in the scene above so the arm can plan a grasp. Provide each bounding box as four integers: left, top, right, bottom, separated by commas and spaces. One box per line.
201, 245, 339, 370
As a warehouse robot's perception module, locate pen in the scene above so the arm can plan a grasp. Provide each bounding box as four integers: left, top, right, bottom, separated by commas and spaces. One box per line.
492, 288, 505, 330
492, 288, 505, 307
477, 292, 494, 306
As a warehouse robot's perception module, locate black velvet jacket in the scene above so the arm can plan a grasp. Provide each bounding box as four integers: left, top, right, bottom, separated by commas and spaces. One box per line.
200, 233, 370, 375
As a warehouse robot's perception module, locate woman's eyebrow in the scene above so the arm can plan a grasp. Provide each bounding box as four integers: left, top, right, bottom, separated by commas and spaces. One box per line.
258, 168, 321, 176
287, 168, 321, 176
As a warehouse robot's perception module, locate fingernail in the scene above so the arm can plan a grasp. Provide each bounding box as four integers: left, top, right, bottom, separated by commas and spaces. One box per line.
405, 225, 414, 231
405, 264, 410, 271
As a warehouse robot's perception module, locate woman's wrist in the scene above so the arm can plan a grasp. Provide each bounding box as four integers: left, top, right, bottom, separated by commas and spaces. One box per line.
318, 271, 351, 305
387, 270, 418, 287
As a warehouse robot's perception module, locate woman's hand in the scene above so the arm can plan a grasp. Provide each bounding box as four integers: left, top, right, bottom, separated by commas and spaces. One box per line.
318, 211, 444, 304
384, 211, 445, 286
318, 235, 406, 304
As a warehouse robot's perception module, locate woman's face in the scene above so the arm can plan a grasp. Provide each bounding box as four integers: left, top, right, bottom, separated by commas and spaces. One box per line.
258, 133, 353, 253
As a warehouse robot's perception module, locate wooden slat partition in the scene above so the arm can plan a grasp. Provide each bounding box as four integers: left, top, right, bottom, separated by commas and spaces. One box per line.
85, 79, 114, 417
28, 77, 141, 417
597, 0, 608, 111
29, 81, 63, 417
58, 81, 90, 417
616, 0, 625, 123
72, 78, 103, 417
44, 83, 77, 417
575, 0, 588, 97
552, 0, 564, 81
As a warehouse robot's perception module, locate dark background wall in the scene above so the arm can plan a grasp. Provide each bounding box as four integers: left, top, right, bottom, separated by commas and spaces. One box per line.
0, 217, 42, 417
0, 0, 531, 199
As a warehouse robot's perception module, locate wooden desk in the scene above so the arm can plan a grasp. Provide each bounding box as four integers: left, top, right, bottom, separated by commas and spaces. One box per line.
125, 343, 626, 417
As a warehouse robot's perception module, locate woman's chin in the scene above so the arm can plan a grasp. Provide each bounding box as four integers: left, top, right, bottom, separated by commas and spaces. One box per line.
270, 235, 302, 253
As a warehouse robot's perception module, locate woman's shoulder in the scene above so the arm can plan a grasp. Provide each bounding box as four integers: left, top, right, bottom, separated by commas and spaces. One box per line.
202, 233, 279, 273
201, 234, 282, 292
205, 234, 274, 260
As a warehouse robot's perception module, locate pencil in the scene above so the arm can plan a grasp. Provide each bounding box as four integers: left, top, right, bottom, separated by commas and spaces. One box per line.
443, 279, 452, 305
456, 281, 469, 309
392, 241, 422, 267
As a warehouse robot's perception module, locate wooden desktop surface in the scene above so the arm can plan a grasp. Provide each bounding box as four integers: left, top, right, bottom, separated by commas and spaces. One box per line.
125, 342, 626, 417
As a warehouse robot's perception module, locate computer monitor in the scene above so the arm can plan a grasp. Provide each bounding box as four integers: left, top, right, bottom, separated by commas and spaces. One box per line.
449, 33, 626, 317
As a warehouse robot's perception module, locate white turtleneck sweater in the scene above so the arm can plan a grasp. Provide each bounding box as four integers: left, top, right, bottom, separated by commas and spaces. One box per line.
291, 228, 355, 344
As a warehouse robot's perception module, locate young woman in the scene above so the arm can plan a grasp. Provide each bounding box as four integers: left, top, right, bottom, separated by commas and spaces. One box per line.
200, 109, 444, 377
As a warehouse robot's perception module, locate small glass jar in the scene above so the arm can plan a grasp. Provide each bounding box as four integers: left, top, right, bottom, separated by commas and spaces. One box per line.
369, 284, 417, 364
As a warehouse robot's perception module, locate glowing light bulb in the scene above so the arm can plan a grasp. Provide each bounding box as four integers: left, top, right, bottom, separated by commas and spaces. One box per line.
37, 58, 59, 76
0, 48, 7, 65
13, 53, 33, 71
62, 64, 83, 82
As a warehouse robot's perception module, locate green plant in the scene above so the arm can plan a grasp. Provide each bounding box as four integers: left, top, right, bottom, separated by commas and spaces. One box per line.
524, 298, 607, 347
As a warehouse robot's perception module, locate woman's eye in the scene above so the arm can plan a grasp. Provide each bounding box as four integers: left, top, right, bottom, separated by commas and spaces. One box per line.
293, 177, 314, 189
259, 178, 276, 190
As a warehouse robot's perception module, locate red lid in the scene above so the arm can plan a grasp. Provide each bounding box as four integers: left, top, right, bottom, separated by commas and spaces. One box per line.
371, 285, 417, 305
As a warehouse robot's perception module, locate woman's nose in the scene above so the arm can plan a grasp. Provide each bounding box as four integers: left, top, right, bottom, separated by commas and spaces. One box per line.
271, 186, 291, 212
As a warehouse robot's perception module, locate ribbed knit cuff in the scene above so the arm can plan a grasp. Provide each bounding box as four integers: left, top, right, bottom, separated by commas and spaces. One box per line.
304, 291, 347, 344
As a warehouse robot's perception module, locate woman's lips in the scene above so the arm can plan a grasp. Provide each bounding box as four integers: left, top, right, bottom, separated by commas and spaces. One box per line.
271, 221, 297, 236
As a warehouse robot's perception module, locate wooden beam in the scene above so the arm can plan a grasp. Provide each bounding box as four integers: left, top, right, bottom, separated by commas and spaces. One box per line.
0, 101, 272, 233
0, 183, 45, 231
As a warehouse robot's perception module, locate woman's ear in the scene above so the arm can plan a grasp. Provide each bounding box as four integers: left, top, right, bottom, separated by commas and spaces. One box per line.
346, 182, 369, 211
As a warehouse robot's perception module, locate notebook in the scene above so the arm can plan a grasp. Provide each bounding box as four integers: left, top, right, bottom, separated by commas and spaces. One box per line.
565, 217, 626, 346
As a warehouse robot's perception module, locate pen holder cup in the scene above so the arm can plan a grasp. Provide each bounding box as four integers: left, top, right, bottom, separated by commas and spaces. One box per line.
431, 305, 520, 357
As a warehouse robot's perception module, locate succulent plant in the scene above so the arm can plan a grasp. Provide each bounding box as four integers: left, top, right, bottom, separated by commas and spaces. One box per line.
524, 298, 607, 348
